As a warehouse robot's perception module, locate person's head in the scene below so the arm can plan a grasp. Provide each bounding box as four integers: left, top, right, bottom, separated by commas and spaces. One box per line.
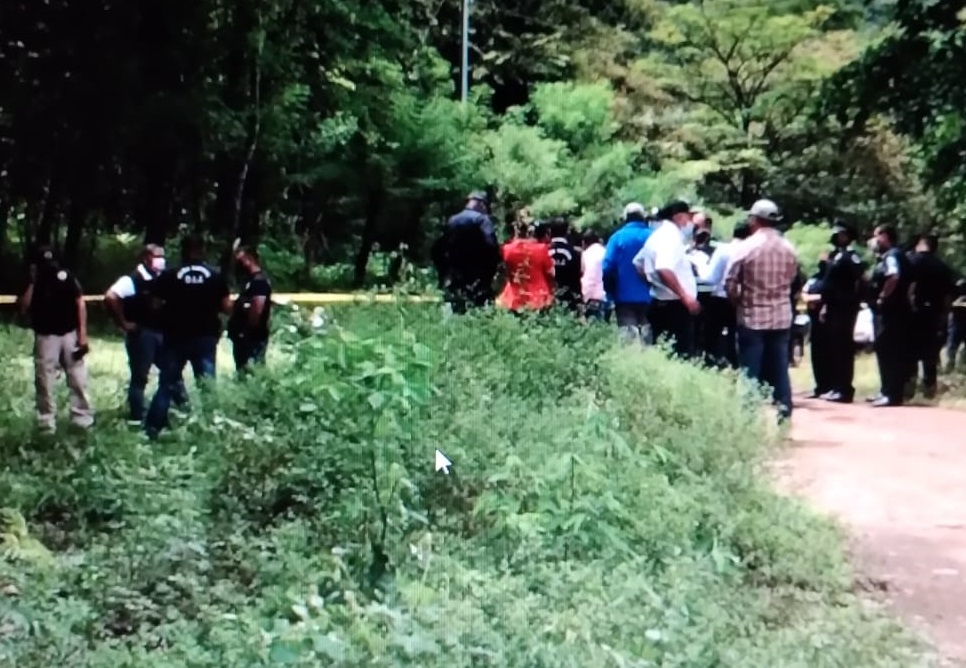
533, 222, 551, 242
234, 246, 261, 276
140, 244, 166, 274
694, 227, 712, 245
582, 229, 601, 249
32, 245, 59, 275
746, 199, 783, 232
660, 199, 696, 229
466, 191, 488, 213
549, 217, 569, 239
180, 234, 206, 262
915, 233, 939, 254
693, 212, 713, 233
829, 220, 853, 248
732, 221, 752, 241
622, 202, 647, 224
869, 225, 897, 253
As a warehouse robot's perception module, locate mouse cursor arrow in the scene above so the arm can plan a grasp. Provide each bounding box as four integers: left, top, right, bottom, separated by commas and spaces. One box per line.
434, 449, 452, 474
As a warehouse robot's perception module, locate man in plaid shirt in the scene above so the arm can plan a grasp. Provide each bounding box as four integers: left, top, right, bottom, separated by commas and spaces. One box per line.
725, 199, 800, 421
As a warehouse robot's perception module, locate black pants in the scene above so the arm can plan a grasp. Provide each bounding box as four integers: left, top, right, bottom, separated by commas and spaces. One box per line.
874, 311, 911, 403
693, 291, 716, 365
649, 299, 695, 358
445, 279, 494, 314
701, 296, 737, 368
825, 307, 859, 399
808, 308, 833, 395
910, 308, 945, 390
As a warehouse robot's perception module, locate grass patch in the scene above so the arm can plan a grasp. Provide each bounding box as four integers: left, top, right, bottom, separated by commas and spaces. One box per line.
0, 305, 935, 666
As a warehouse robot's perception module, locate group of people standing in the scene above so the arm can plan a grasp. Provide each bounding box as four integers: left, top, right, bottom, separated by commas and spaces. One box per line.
16, 236, 273, 438
433, 192, 802, 420
804, 224, 965, 407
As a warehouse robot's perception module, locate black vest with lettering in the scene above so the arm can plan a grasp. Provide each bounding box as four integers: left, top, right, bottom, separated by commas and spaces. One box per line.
122, 266, 163, 330
160, 263, 225, 340
30, 268, 79, 336
549, 237, 581, 300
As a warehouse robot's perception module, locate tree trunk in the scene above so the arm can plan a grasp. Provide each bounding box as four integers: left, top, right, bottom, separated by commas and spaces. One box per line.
353, 180, 385, 288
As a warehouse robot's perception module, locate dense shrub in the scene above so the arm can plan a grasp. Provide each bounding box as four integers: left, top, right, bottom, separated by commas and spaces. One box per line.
0, 306, 931, 666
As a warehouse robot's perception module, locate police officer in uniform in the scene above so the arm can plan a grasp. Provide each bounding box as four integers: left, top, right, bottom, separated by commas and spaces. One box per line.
144, 235, 232, 439
105, 244, 187, 423
228, 245, 273, 373
907, 233, 955, 398
867, 225, 913, 407
548, 217, 582, 313
819, 223, 865, 403
17, 246, 94, 433
431, 191, 501, 314
803, 256, 831, 398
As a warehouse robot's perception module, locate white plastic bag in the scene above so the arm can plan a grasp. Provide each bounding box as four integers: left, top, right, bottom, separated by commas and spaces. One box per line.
853, 305, 874, 344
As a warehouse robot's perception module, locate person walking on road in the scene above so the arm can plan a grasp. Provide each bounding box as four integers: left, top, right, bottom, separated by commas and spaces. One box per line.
635, 199, 701, 357
725, 199, 799, 421
867, 225, 914, 407
17, 246, 94, 434
818, 223, 865, 403
602, 203, 653, 344
431, 191, 501, 314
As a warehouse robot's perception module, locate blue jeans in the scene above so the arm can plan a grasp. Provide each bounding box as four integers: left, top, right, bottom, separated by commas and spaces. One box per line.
145, 336, 218, 438
738, 326, 792, 418
125, 328, 187, 421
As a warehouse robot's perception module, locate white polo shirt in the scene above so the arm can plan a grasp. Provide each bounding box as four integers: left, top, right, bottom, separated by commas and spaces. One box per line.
633, 220, 697, 301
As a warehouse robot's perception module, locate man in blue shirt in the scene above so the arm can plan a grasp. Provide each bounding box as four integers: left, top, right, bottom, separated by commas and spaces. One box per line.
602, 203, 653, 343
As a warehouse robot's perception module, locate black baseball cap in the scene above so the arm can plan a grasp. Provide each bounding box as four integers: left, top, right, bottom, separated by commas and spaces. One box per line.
467, 191, 488, 205
659, 199, 696, 219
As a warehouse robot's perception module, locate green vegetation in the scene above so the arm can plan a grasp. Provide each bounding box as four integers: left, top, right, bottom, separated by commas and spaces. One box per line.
0, 307, 933, 665
2, 0, 963, 293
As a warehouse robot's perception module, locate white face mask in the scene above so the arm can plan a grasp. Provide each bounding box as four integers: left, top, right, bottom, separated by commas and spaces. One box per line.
681, 222, 695, 243
867, 238, 880, 253
150, 256, 166, 272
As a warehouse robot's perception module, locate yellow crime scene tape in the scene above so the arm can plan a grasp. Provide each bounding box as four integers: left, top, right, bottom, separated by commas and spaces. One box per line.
0, 293, 440, 305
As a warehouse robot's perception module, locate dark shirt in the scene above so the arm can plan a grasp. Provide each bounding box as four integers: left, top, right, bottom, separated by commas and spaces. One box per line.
548, 237, 581, 304
821, 246, 865, 310
870, 247, 912, 314
229, 271, 272, 340
432, 208, 500, 286
909, 251, 954, 312
157, 262, 230, 341
952, 280, 966, 327
29, 268, 81, 336
122, 265, 165, 331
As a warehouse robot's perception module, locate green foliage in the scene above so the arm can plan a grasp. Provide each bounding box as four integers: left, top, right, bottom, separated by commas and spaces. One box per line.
0, 308, 932, 666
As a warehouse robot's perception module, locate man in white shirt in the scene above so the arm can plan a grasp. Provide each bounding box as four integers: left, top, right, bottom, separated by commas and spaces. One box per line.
104, 245, 186, 424
695, 221, 751, 368
633, 199, 700, 358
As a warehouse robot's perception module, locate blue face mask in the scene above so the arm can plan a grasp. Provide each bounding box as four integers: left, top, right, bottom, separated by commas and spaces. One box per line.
681, 223, 695, 242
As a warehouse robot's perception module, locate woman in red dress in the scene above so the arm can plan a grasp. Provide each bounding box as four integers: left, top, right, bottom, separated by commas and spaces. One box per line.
498, 221, 555, 312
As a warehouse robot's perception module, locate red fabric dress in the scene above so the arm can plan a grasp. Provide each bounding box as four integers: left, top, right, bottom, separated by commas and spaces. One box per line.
498, 239, 554, 310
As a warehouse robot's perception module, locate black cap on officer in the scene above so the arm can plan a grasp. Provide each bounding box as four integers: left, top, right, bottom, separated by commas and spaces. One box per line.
830, 219, 853, 245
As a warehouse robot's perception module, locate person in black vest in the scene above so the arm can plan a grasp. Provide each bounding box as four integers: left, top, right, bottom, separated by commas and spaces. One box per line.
228, 245, 273, 373
867, 225, 913, 407
907, 233, 955, 399
548, 217, 581, 313
819, 223, 865, 403
105, 244, 187, 423
144, 235, 231, 439
430, 191, 501, 314
17, 245, 94, 433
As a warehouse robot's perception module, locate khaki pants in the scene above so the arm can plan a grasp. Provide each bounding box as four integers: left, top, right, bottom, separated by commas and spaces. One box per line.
34, 331, 94, 431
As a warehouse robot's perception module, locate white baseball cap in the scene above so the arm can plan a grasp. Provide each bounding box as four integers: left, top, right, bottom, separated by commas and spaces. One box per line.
623, 202, 646, 219
746, 199, 782, 222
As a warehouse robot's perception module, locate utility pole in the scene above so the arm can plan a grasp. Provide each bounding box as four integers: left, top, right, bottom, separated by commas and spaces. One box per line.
460, 0, 470, 103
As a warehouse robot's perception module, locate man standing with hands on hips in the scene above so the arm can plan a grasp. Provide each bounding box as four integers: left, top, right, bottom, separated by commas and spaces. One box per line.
634, 199, 701, 358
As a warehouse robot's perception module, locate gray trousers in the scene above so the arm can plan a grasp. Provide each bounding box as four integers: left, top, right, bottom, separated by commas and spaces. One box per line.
34, 331, 94, 431
614, 302, 652, 345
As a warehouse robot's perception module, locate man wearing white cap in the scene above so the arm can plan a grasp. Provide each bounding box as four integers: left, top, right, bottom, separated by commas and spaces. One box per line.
725, 199, 799, 421
601, 202, 655, 343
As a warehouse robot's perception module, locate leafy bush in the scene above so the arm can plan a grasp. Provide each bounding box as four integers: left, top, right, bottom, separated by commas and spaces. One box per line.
0, 307, 931, 666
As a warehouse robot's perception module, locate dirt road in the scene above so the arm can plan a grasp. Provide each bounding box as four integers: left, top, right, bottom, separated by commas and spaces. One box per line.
781, 396, 966, 663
